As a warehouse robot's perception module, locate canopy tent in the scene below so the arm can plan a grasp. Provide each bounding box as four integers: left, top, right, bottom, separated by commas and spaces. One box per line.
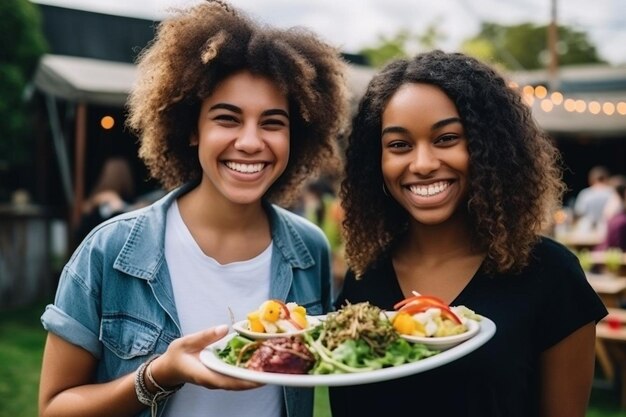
34, 54, 140, 228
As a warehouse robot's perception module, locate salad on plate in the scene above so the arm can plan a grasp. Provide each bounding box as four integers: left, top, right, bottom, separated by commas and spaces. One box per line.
200, 298, 495, 386
219, 302, 439, 375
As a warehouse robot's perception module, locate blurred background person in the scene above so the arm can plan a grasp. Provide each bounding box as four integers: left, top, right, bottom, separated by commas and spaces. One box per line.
597, 181, 626, 252
301, 177, 346, 295
75, 156, 166, 243
75, 156, 135, 242
573, 165, 614, 235
602, 174, 626, 222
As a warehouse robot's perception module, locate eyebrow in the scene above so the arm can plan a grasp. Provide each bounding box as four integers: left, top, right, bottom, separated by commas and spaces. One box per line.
432, 117, 462, 130
209, 103, 289, 118
381, 117, 462, 136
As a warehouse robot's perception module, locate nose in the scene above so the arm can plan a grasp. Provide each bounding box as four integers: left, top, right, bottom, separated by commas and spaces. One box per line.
409, 144, 440, 175
234, 123, 265, 153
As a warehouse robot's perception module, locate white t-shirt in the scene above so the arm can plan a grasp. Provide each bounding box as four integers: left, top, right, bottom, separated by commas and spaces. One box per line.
162, 201, 282, 417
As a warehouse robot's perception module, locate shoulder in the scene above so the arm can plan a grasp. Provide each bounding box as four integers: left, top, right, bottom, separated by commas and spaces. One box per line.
68, 204, 159, 268
519, 236, 594, 297
610, 212, 626, 225
84, 207, 147, 245
527, 236, 580, 271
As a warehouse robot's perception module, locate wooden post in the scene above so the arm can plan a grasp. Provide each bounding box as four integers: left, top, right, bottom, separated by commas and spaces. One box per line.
547, 0, 560, 90
72, 103, 87, 235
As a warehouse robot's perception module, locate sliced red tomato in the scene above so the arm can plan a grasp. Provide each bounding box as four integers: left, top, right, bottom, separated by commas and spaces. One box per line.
393, 294, 447, 310
398, 300, 441, 315
439, 308, 463, 325
399, 301, 462, 325
270, 299, 305, 329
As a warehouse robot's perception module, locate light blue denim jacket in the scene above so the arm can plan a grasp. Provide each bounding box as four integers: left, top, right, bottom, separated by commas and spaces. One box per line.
41, 183, 333, 417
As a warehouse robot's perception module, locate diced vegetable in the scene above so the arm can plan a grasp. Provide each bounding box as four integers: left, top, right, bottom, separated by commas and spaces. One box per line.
259, 300, 282, 322
247, 311, 265, 333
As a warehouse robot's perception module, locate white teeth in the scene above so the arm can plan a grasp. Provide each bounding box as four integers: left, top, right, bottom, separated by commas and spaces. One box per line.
409, 181, 449, 197
225, 161, 265, 173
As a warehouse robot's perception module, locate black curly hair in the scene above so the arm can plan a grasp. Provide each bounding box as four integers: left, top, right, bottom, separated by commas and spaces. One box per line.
341, 50, 565, 277
126, 0, 349, 206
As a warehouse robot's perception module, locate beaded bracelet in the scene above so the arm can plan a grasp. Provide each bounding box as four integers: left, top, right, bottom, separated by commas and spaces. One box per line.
134, 355, 184, 417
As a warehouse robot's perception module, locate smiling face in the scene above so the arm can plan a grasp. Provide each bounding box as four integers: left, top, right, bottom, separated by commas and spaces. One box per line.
192, 70, 290, 206
381, 82, 470, 226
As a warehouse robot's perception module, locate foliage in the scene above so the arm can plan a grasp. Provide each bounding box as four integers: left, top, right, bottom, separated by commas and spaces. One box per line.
0, 0, 47, 196
604, 248, 624, 275
461, 22, 605, 70
0, 300, 48, 417
359, 21, 446, 68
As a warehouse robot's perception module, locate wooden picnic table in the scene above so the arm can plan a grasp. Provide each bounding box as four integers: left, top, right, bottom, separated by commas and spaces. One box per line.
588, 252, 626, 276
587, 273, 626, 308
557, 231, 604, 251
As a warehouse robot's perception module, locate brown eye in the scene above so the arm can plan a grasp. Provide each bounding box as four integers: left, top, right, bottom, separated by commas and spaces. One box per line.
435, 134, 462, 146
214, 114, 238, 123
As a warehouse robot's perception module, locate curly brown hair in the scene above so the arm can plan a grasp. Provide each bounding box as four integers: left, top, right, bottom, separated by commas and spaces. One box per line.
126, 0, 349, 205
341, 50, 565, 277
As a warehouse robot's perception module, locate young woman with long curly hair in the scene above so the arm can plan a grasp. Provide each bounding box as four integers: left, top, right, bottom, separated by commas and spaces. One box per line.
331, 50, 606, 417
38, 2, 349, 417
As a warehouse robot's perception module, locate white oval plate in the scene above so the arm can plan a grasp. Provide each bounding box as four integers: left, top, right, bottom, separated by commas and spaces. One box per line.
398, 318, 480, 351
232, 316, 321, 340
199, 317, 496, 387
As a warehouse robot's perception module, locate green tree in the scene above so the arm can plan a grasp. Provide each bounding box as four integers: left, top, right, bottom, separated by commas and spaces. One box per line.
359, 21, 446, 68
461, 22, 604, 70
0, 0, 47, 199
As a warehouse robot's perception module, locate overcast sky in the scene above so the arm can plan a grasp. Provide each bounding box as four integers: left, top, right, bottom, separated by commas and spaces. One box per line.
33, 0, 626, 65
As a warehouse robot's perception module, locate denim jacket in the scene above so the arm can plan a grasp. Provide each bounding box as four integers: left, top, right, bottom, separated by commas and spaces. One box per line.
41, 183, 333, 417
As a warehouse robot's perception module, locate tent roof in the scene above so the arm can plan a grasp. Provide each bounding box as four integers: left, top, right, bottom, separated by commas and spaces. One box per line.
34, 54, 136, 107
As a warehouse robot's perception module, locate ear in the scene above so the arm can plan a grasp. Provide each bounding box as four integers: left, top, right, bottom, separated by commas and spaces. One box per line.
190, 132, 199, 146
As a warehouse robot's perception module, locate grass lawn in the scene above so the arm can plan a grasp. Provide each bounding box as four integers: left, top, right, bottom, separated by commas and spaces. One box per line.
0, 299, 49, 417
2, 300, 625, 417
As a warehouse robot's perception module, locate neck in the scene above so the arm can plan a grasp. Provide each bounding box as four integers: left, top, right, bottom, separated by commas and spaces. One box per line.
400, 210, 478, 260
178, 183, 267, 233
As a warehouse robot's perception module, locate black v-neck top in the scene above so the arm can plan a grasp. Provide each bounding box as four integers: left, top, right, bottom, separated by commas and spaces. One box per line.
330, 237, 607, 417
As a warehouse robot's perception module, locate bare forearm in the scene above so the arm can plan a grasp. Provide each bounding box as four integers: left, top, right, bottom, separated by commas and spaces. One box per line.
40, 372, 145, 417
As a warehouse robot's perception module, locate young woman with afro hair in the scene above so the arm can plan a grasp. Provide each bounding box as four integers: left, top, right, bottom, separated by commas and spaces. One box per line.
331, 50, 606, 417
39, 2, 349, 417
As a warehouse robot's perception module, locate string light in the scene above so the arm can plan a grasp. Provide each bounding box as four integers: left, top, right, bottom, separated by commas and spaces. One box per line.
514, 83, 625, 117
588, 101, 601, 114
603, 102, 615, 115
563, 98, 576, 112
101, 115, 115, 130
575, 100, 586, 113
550, 92, 563, 105
540, 99, 554, 112
534, 85, 548, 99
